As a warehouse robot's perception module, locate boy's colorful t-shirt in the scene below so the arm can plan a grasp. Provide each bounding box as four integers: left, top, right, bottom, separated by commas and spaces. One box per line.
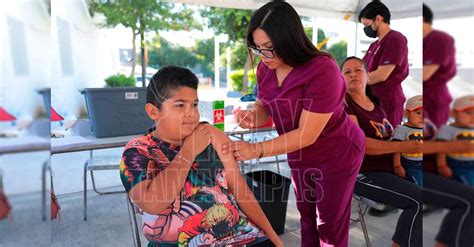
436, 124, 474, 161
119, 133, 266, 246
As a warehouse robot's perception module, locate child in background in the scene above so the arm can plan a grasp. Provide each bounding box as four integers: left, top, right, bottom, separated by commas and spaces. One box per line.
436, 95, 474, 186
393, 95, 424, 186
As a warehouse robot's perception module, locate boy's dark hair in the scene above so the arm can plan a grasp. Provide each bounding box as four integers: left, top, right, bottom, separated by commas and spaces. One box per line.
246, 1, 331, 67
147, 66, 198, 109
423, 4, 433, 24
340, 56, 381, 106
358, 0, 391, 24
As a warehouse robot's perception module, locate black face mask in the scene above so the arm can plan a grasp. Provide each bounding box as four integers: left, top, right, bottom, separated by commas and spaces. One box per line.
363, 25, 378, 38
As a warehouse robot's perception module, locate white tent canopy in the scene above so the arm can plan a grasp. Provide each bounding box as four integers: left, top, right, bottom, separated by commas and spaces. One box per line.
171, 0, 472, 20
423, 0, 474, 19
171, 0, 420, 21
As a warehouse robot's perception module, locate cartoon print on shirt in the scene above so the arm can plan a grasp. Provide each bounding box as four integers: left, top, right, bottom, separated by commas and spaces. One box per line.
370, 118, 394, 140
450, 131, 474, 158
403, 131, 423, 157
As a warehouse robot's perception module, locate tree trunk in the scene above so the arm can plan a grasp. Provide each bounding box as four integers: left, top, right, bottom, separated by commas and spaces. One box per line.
242, 53, 252, 94
140, 31, 146, 87
131, 29, 137, 78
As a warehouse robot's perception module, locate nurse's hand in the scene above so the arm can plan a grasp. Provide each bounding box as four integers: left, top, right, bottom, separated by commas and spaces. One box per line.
236, 110, 257, 129
221, 141, 258, 161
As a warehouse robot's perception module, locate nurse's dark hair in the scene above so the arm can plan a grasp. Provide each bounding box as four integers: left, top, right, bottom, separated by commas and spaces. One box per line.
423, 4, 433, 24
147, 66, 198, 110
246, 0, 332, 67
358, 0, 391, 24
341, 56, 380, 106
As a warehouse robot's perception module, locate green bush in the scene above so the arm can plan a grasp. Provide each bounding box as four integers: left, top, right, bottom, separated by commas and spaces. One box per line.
229, 69, 257, 92
104, 74, 136, 87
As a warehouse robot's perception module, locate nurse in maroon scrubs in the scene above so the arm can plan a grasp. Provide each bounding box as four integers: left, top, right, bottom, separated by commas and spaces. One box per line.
423, 4, 457, 128
359, 0, 408, 126
221, 2, 365, 247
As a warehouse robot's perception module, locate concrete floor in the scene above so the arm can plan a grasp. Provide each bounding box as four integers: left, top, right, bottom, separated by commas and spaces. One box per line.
0, 148, 444, 246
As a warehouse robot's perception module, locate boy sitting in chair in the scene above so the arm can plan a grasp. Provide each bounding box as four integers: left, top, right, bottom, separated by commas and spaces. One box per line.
119, 66, 282, 247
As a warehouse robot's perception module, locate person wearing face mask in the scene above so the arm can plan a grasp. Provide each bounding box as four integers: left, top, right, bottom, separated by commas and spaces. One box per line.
221, 1, 365, 246
359, 0, 408, 127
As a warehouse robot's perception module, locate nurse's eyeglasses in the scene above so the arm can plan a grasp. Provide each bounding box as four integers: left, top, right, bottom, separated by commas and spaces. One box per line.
248, 46, 275, 59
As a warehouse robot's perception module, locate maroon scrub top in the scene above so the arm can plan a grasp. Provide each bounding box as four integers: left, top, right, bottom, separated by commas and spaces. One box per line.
423, 30, 456, 128
257, 55, 365, 176
363, 30, 408, 126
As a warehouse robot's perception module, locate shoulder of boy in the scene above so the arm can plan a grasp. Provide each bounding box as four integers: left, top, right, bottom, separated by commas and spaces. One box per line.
393, 124, 409, 133
125, 135, 150, 150
435, 124, 454, 140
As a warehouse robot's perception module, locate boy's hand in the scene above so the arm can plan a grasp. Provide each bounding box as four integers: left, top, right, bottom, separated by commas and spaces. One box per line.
437, 165, 453, 178
394, 166, 406, 178
271, 237, 284, 247
182, 123, 211, 159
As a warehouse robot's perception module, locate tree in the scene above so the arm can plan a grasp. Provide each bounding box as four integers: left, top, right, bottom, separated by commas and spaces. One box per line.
200, 7, 254, 93
193, 38, 215, 78
304, 27, 327, 50
327, 40, 348, 66
230, 42, 245, 70
89, 0, 198, 87
146, 36, 198, 68
145, 36, 217, 78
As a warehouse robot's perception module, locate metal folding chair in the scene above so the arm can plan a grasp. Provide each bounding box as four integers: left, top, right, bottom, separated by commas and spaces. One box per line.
83, 151, 123, 220
352, 195, 372, 247
126, 196, 142, 247
41, 160, 51, 221
352, 194, 391, 247
0, 168, 4, 192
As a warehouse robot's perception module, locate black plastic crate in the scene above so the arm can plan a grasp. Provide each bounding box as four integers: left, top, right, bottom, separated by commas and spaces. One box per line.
245, 170, 291, 235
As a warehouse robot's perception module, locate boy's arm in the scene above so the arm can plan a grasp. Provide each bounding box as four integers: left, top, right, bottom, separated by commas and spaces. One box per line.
128, 148, 195, 215
129, 124, 210, 215
436, 152, 452, 178
206, 125, 282, 246
391, 127, 406, 177
393, 152, 402, 167
393, 152, 405, 178
432, 126, 453, 178
436, 152, 447, 167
